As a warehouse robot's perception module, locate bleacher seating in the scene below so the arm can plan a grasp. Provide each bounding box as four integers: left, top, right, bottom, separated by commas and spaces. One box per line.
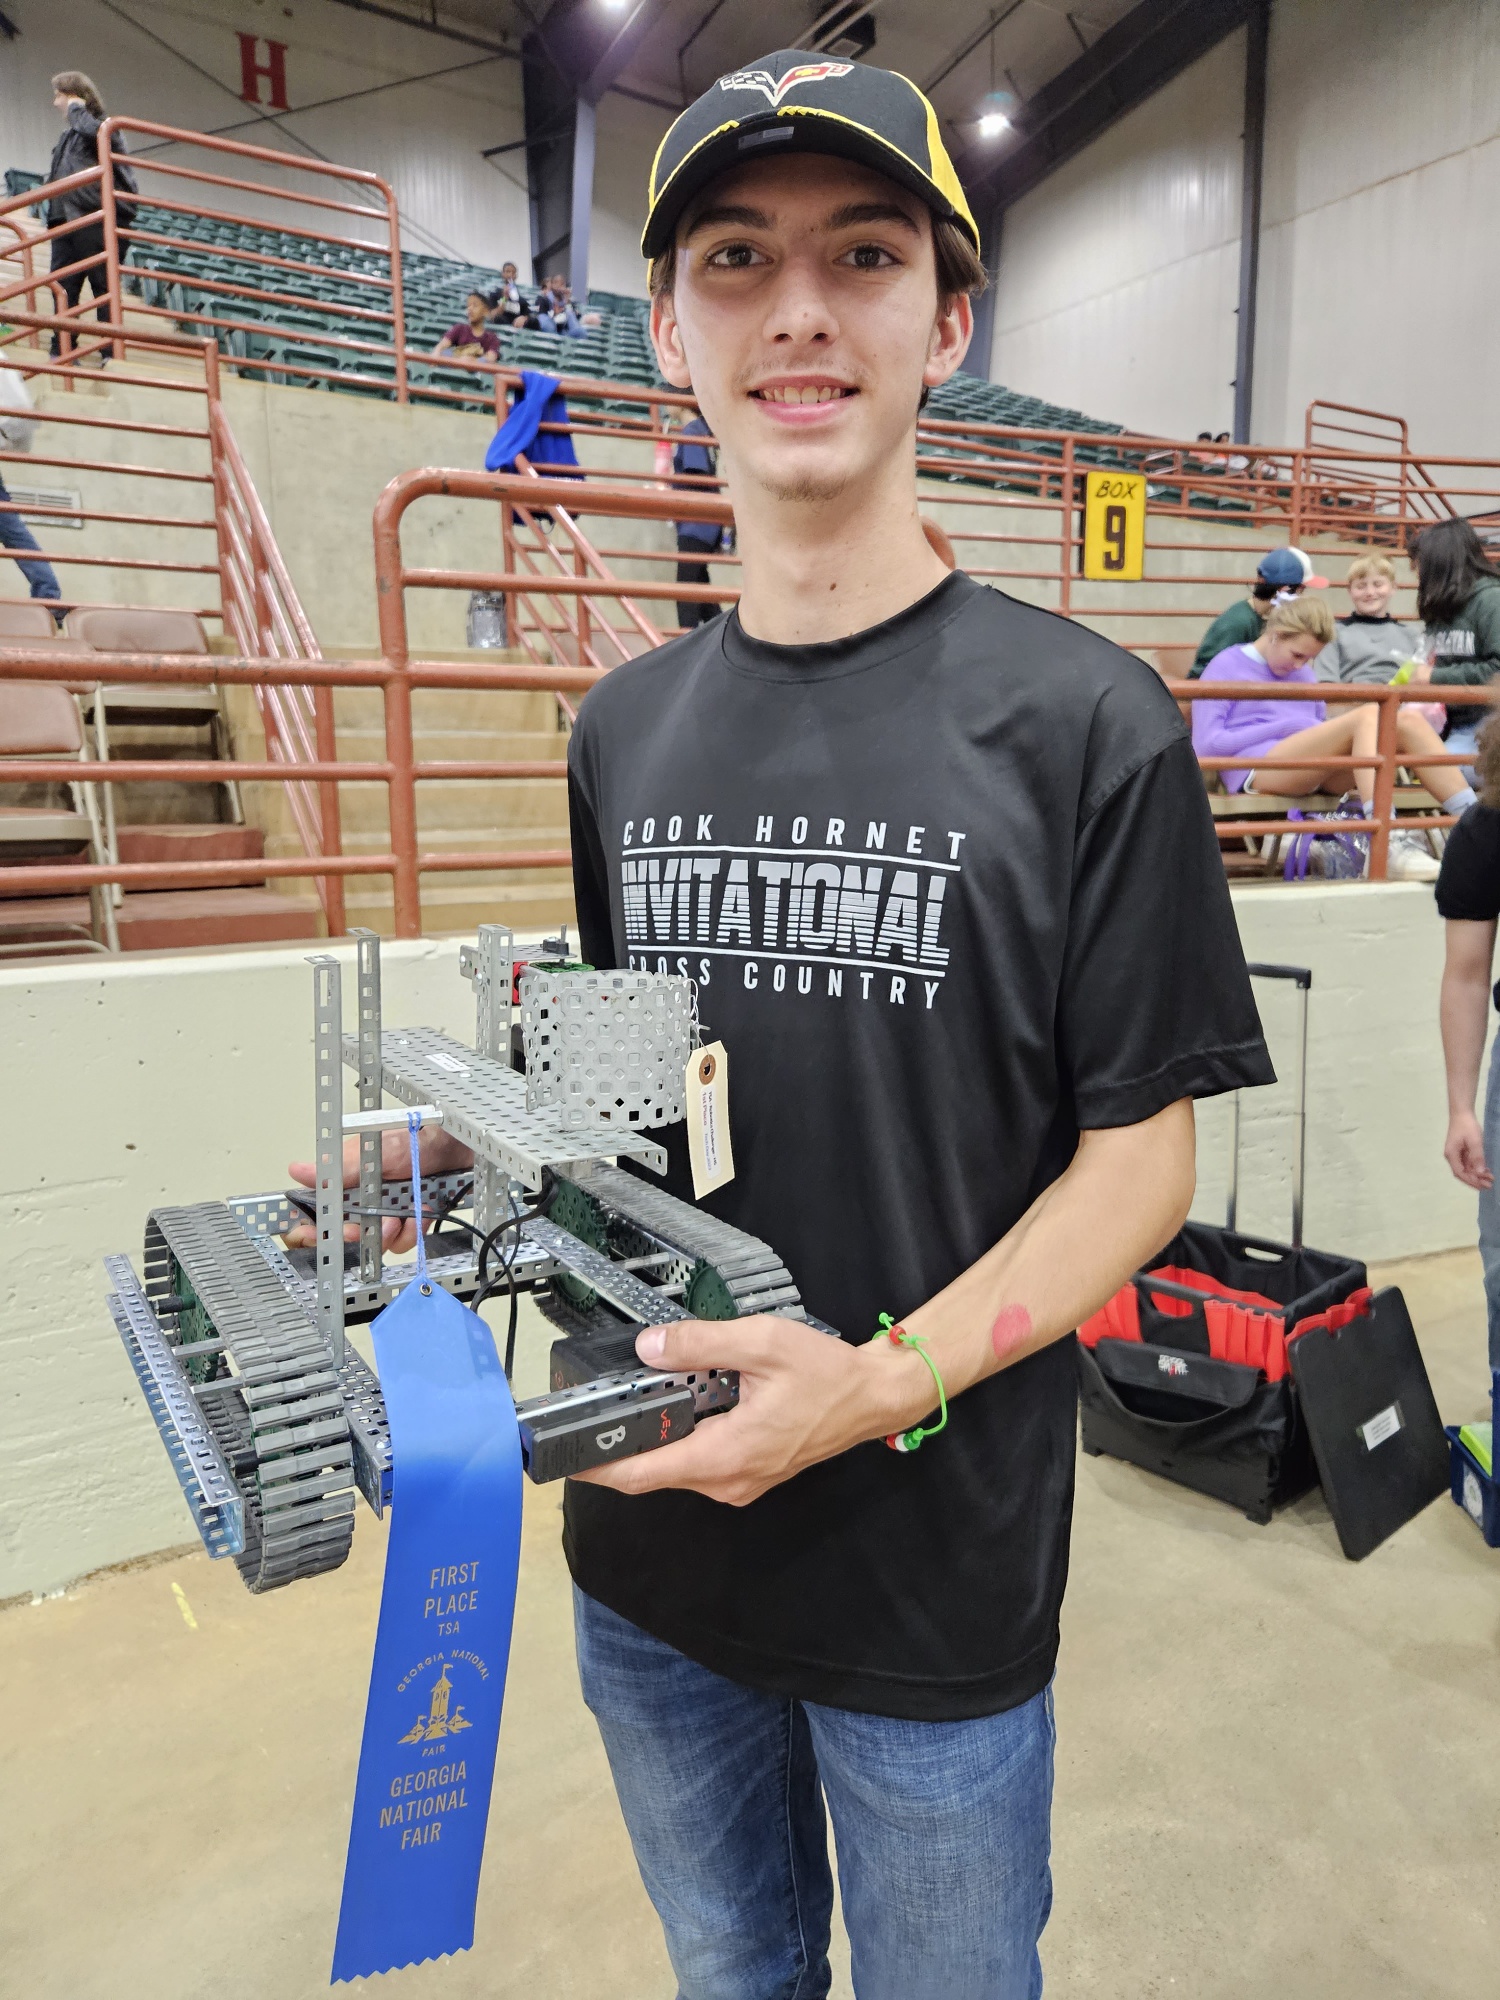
0, 186, 1123, 435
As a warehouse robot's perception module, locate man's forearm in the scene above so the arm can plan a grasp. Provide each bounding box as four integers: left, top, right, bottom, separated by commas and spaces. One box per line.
1441, 968, 1491, 1116
853, 1099, 1198, 1435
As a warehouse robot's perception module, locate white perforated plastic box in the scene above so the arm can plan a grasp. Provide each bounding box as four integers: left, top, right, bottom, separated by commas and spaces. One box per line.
519, 968, 692, 1131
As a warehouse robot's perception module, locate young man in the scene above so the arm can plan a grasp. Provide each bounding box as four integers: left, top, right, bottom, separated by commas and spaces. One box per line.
557, 51, 1272, 2000
294, 51, 1271, 1997
1190, 545, 1329, 676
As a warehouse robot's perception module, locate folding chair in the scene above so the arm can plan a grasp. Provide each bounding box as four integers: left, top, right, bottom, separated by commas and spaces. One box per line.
0, 600, 62, 641
0, 679, 117, 955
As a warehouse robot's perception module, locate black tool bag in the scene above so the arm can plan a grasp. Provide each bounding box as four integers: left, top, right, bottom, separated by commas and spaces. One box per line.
1078, 965, 1360, 1525
1077, 1335, 1316, 1522
1132, 1220, 1364, 1347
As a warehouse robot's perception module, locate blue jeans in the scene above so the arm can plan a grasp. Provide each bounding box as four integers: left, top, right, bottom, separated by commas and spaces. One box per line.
574, 1587, 1055, 2000
0, 475, 61, 601
1478, 1038, 1500, 1376
1443, 716, 1482, 788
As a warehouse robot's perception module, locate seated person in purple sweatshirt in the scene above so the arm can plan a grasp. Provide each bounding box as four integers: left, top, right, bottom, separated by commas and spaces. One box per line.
1192, 595, 1475, 881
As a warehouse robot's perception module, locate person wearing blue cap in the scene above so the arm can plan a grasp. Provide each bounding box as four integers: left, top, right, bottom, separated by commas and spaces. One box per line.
1190, 545, 1329, 677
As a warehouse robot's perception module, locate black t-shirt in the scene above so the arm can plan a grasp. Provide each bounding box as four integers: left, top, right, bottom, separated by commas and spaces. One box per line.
1435, 804, 1500, 923
562, 572, 1273, 1721
1436, 805, 1500, 1009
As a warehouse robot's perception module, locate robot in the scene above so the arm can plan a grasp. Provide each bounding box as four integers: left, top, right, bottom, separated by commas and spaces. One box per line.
105, 926, 832, 1594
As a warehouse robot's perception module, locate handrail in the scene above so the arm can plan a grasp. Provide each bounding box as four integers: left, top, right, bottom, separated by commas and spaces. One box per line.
13, 128, 1500, 566
1170, 678, 1493, 882
0, 314, 346, 925
208, 395, 344, 930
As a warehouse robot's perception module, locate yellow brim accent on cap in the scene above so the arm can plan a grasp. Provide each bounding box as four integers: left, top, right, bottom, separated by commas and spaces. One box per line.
919, 95, 979, 248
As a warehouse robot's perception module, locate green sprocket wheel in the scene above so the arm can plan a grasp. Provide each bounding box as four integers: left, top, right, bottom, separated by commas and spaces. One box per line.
684, 1259, 737, 1322
546, 1179, 608, 1307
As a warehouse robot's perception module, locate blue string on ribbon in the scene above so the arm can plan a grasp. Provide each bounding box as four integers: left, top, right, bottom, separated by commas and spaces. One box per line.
331, 1114, 523, 1980
407, 1109, 428, 1288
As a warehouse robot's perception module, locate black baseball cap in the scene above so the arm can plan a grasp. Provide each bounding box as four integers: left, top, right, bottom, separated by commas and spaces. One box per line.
642, 50, 980, 260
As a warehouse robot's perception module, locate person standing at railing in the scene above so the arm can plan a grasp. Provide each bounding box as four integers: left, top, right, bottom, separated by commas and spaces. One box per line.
1189, 545, 1328, 676
670, 412, 723, 630
1407, 519, 1500, 780
1193, 593, 1472, 880
44, 72, 138, 363
0, 358, 62, 610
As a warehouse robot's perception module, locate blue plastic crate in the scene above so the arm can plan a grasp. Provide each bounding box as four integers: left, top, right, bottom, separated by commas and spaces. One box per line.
1445, 1373, 1499, 1545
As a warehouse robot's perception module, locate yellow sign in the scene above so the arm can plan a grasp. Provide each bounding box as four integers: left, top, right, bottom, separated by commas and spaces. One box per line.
1082, 470, 1146, 582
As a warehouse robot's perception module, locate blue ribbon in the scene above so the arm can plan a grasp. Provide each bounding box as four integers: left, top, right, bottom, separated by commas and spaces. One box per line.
331, 1115, 523, 1981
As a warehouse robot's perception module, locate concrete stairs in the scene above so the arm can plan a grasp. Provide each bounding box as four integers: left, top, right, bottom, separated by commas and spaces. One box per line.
229, 658, 577, 937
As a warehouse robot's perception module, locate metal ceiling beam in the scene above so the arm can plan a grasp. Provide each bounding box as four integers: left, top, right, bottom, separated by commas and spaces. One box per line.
921, 1, 1028, 98
580, 0, 668, 105
321, 0, 518, 60
1233, 0, 1270, 442
965, 0, 1253, 211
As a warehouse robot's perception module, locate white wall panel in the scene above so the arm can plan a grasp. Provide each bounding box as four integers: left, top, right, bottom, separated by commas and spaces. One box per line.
1254, 0, 1500, 457
0, 0, 530, 268
588, 92, 665, 301
987, 0, 1500, 454
990, 32, 1245, 438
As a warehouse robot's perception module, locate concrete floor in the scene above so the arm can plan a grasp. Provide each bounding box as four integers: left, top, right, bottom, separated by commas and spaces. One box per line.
2, 1253, 1496, 2000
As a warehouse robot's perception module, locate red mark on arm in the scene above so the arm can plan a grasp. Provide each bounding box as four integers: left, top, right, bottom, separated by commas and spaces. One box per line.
990, 1304, 1034, 1364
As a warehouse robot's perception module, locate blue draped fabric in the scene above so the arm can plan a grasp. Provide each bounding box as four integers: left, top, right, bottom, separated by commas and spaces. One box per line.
485, 368, 582, 477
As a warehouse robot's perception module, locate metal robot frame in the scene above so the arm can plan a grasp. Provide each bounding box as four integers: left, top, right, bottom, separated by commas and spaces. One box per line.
104, 926, 827, 1593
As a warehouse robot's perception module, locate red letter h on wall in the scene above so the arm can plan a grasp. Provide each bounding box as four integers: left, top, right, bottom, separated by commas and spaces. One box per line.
238, 33, 289, 110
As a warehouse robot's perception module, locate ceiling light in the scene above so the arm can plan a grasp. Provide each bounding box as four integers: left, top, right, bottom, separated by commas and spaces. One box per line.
978, 111, 1010, 139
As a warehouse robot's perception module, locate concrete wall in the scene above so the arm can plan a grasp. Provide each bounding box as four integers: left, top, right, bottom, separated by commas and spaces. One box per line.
13, 355, 1384, 660
990, 0, 1500, 455
12, 361, 693, 652
1, 881, 1487, 1600
990, 33, 1245, 441
0, 0, 659, 292
0, 0, 530, 268
0, 935, 504, 1603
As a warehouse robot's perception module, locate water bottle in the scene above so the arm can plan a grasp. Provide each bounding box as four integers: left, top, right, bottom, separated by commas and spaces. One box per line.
466, 591, 508, 649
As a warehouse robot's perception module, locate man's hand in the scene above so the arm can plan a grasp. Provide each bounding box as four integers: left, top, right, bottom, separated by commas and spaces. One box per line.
284, 1125, 474, 1253
571, 1316, 932, 1507
1444, 1109, 1492, 1190
575, 1098, 1197, 1509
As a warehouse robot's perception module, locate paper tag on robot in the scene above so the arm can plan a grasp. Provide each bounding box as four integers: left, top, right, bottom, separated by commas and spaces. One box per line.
686, 1042, 734, 1199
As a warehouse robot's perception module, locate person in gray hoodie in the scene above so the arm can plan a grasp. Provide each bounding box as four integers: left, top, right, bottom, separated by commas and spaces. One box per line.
1314, 552, 1424, 685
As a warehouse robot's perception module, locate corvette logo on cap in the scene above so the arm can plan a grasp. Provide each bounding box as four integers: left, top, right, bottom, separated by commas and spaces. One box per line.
718, 62, 853, 108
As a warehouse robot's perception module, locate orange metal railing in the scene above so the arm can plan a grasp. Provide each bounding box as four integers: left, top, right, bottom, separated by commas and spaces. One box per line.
0, 305, 349, 919
9, 120, 1500, 930
5, 457, 1496, 939
1169, 679, 1493, 879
